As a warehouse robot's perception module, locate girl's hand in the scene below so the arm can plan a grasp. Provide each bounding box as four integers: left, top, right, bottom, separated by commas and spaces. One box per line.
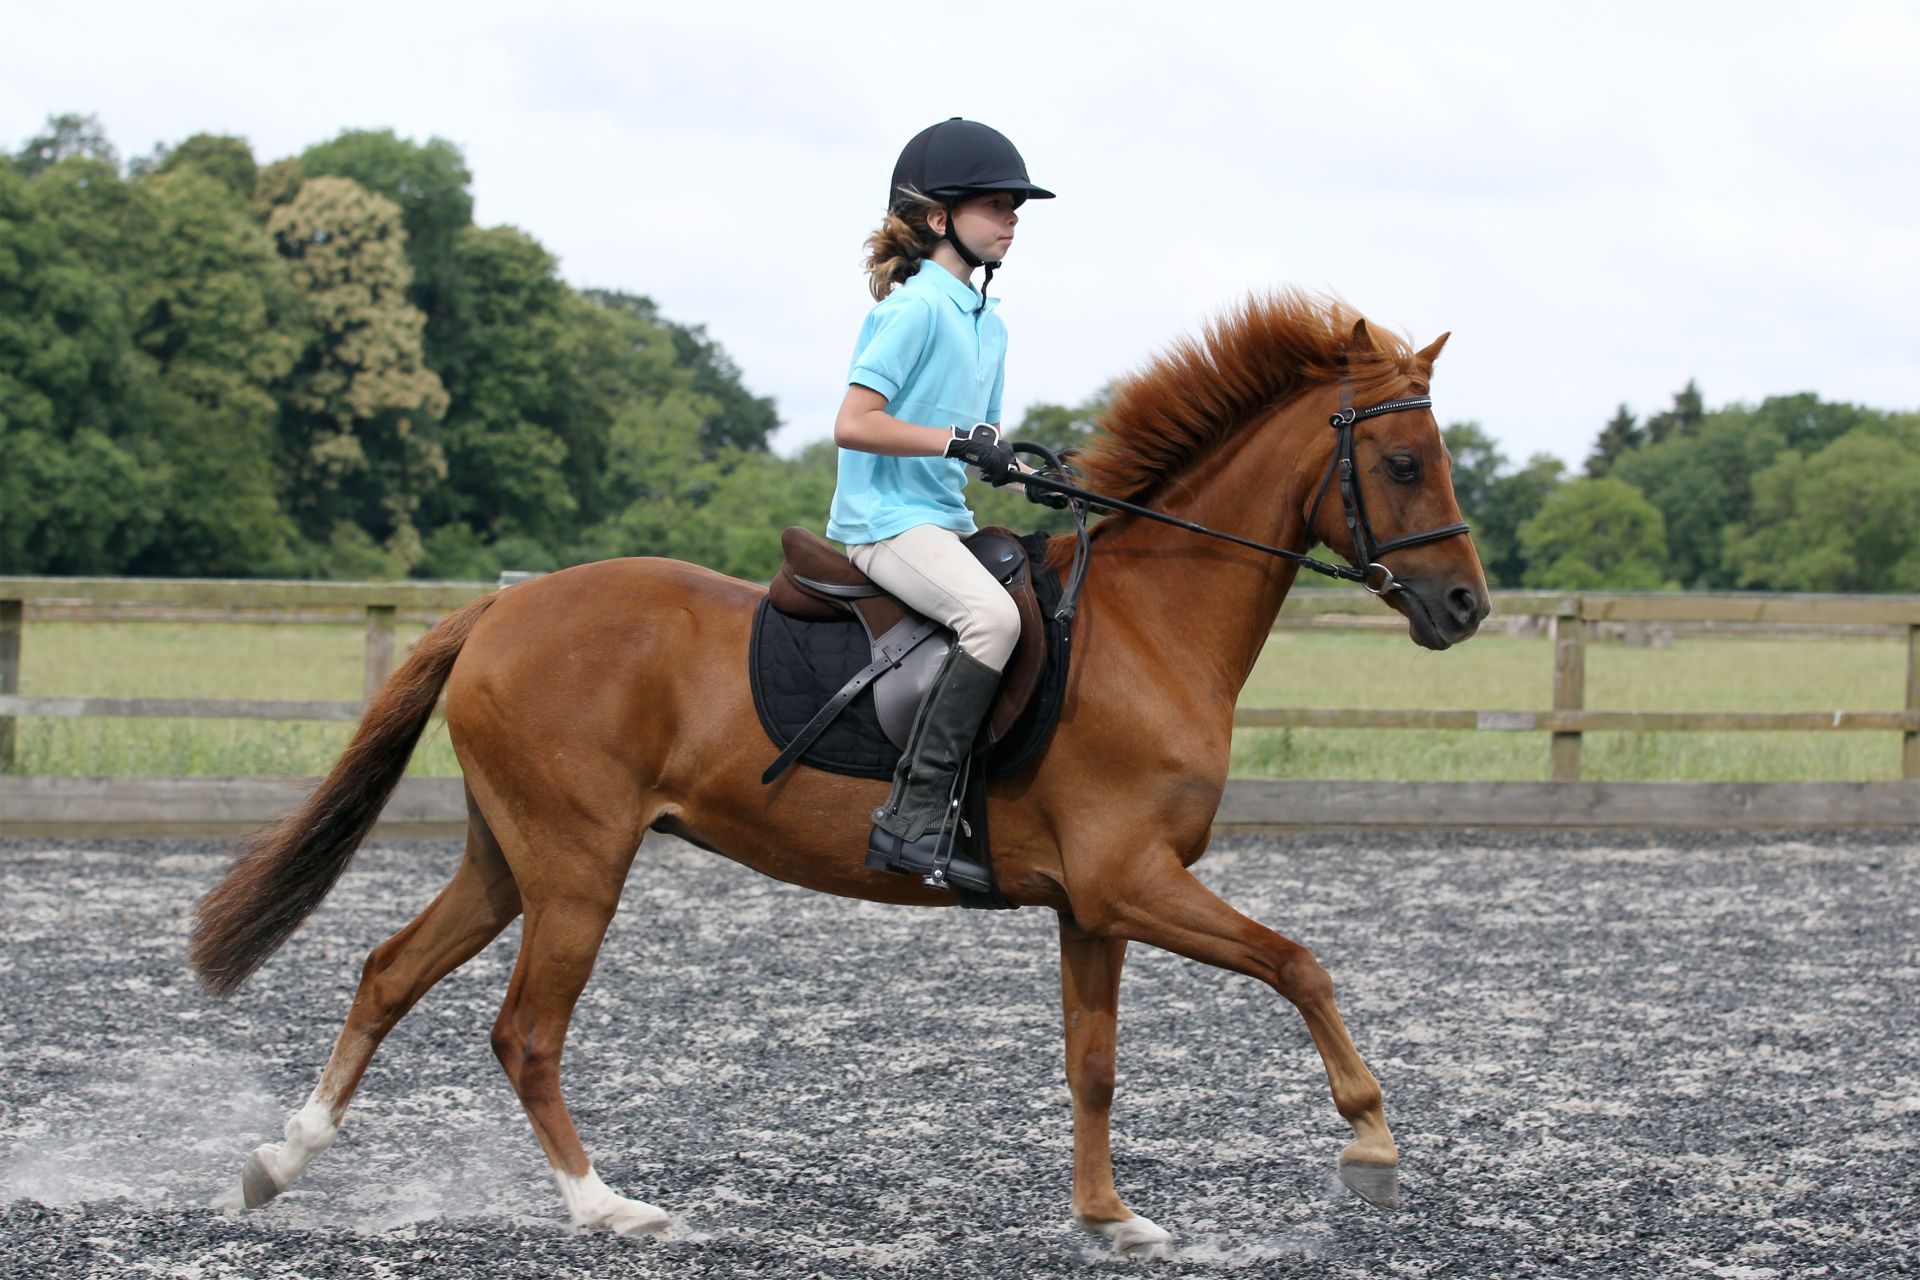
943, 423, 1019, 484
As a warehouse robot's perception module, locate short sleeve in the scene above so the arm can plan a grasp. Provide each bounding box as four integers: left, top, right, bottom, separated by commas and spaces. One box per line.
986, 356, 1005, 424
848, 297, 935, 402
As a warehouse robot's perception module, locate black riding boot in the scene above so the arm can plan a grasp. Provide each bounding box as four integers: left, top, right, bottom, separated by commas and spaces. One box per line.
865, 646, 1001, 892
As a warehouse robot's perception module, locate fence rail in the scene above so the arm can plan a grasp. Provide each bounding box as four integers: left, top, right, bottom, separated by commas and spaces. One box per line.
3, 578, 1920, 821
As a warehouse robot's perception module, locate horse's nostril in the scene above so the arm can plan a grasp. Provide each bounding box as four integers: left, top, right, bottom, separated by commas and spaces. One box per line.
1446, 585, 1483, 628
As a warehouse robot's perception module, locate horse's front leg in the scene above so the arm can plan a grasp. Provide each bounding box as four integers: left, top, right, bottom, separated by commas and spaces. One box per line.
1058, 915, 1176, 1259
1070, 853, 1400, 1209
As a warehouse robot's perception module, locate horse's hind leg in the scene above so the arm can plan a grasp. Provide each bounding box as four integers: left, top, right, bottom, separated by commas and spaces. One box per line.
1058, 917, 1175, 1259
228, 804, 522, 1209
490, 848, 667, 1235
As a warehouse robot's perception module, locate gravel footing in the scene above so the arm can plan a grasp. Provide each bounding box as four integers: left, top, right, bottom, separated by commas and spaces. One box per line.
3, 829, 1916, 1279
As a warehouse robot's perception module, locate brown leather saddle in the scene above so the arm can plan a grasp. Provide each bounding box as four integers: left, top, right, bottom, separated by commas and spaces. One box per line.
760, 525, 1050, 783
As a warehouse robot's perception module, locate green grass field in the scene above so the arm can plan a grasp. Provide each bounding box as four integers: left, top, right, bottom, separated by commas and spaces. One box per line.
5, 619, 1911, 781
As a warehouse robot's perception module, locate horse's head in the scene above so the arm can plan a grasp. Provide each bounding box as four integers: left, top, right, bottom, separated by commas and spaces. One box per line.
1306, 319, 1490, 651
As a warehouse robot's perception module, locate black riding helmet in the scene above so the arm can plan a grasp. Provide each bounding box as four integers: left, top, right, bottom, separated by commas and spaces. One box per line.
890, 118, 1054, 308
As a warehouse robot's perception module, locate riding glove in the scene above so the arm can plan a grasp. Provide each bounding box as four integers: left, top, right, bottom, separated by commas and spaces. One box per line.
944, 423, 1020, 485
1024, 474, 1073, 510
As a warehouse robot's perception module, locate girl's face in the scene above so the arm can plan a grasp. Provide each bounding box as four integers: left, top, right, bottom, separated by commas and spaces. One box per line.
941, 192, 1020, 260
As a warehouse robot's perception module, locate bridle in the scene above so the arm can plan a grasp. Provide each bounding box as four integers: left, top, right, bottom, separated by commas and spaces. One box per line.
1299, 384, 1473, 596
1013, 381, 1472, 616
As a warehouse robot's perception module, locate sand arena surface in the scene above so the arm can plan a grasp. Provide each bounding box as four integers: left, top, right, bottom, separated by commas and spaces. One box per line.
2, 830, 1916, 1278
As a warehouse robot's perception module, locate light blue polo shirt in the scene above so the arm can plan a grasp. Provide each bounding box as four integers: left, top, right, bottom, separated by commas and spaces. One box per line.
826, 263, 1007, 544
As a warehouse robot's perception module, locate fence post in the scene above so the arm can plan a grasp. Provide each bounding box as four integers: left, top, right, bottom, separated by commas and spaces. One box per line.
1551, 597, 1586, 781
0, 598, 20, 771
1906, 623, 1920, 781
363, 604, 397, 704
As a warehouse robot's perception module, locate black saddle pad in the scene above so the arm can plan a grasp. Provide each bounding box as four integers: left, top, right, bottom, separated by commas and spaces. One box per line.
749, 532, 1072, 782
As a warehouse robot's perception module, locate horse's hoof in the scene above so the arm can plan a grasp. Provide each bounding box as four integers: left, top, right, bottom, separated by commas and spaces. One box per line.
1082, 1211, 1177, 1261
240, 1148, 284, 1209
606, 1198, 671, 1237
1337, 1159, 1400, 1209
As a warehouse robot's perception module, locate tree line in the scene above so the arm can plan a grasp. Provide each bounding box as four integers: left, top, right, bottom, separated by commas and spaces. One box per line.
1449, 381, 1920, 592
4, 115, 1915, 590
1, 115, 825, 582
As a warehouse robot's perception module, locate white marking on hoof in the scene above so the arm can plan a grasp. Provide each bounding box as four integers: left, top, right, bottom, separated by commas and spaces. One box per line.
1080, 1211, 1177, 1260
556, 1166, 671, 1236
227, 1094, 340, 1211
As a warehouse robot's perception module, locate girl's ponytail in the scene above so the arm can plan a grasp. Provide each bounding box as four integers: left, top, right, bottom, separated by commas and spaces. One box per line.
864, 189, 941, 301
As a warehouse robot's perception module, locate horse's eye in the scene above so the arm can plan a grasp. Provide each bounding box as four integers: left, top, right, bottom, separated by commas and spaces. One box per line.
1386, 454, 1420, 483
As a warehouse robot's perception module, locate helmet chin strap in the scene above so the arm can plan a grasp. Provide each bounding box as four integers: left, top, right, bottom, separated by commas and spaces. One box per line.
941, 203, 998, 314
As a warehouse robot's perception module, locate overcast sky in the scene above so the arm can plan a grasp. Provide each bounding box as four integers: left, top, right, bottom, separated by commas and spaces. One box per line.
7, 1, 1916, 470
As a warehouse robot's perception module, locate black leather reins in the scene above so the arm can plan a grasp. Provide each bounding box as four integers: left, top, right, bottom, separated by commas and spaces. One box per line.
1012, 384, 1470, 604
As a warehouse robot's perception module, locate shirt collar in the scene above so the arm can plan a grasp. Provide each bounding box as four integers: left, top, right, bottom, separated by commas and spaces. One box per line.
911, 261, 1000, 314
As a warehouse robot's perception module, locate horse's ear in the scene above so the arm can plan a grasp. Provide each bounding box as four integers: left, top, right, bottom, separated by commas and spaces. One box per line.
1415, 332, 1451, 370
1348, 318, 1374, 353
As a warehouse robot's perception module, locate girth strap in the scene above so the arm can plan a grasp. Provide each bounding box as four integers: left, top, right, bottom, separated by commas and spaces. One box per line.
760, 615, 940, 784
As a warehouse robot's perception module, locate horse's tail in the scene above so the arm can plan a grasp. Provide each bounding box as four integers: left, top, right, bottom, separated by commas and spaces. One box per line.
189, 591, 500, 998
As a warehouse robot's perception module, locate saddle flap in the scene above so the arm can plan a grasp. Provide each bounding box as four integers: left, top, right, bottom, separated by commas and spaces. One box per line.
769, 527, 867, 620
968, 528, 1045, 744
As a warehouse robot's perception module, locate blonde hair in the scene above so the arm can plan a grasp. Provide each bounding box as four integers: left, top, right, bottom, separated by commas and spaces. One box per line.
863, 188, 943, 301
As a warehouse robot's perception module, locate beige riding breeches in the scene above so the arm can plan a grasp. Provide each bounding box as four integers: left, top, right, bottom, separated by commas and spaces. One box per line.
845, 524, 1021, 673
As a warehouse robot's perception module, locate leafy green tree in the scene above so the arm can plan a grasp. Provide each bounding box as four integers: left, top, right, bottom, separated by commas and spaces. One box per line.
668, 448, 839, 579
11, 113, 118, 178
0, 153, 168, 571
123, 165, 305, 574
1612, 412, 1789, 589
153, 133, 259, 200
0, 157, 128, 439
0, 429, 166, 572
1724, 427, 1920, 592
300, 130, 473, 368
571, 377, 725, 562
269, 175, 448, 571
554, 289, 742, 532
424, 224, 578, 549
1644, 379, 1705, 445
1746, 391, 1876, 455
251, 156, 305, 220
417, 521, 499, 580
1518, 476, 1670, 590
1584, 404, 1642, 478
1442, 422, 1503, 518
1484, 454, 1567, 587
586, 290, 779, 453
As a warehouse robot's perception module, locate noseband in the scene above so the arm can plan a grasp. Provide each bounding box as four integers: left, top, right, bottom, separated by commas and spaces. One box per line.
1300, 384, 1473, 596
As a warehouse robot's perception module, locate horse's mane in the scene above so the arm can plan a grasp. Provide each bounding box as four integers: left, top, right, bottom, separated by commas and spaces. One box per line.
1075, 289, 1419, 502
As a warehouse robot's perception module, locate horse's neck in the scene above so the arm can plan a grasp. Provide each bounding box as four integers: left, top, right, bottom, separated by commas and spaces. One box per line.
1083, 397, 1329, 699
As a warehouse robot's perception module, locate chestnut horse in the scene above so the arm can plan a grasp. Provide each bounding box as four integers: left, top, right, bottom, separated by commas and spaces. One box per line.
190, 291, 1488, 1257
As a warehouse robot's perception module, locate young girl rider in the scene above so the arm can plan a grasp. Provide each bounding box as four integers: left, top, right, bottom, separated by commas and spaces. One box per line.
829, 117, 1053, 886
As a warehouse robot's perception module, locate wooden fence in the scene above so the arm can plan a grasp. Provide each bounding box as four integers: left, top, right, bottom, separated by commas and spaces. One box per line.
3, 576, 1919, 833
